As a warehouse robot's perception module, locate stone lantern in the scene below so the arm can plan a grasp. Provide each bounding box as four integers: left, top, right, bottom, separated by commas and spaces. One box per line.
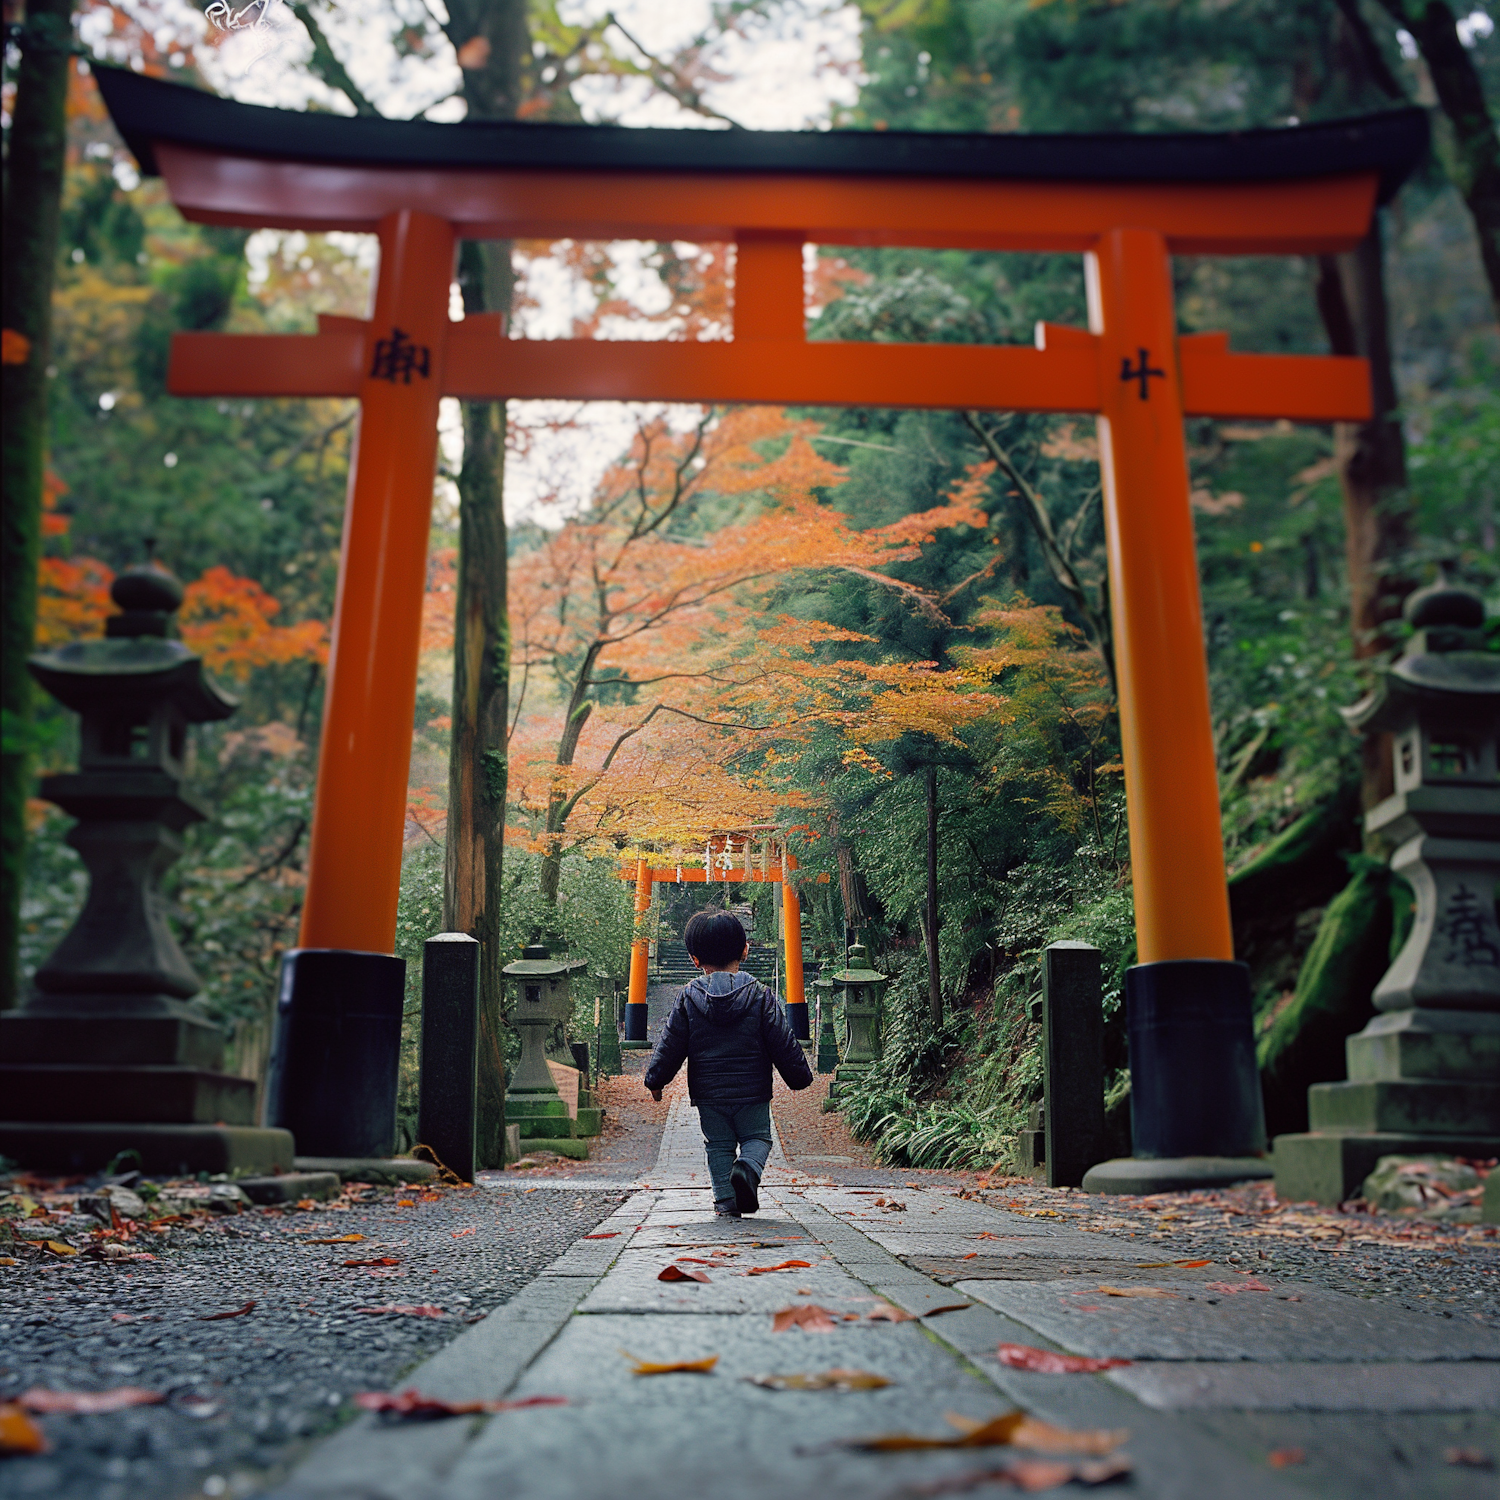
824, 943, 889, 1109
813, 971, 839, 1075
0, 562, 294, 1174
503, 943, 587, 1158
1274, 579, 1500, 1203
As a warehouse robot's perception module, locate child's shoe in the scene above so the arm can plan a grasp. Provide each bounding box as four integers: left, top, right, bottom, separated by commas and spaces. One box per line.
729, 1159, 760, 1215
714, 1199, 741, 1218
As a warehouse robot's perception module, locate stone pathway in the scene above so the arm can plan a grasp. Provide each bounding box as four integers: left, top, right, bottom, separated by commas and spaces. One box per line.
266, 1103, 1500, 1500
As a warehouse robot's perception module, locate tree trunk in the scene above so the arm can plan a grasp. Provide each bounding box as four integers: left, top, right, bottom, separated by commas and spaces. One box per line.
1, 0, 75, 1010
924, 763, 942, 1029
1315, 225, 1414, 815
538, 658, 600, 905
1374, 0, 1500, 316
441, 0, 528, 1169
445, 245, 513, 1170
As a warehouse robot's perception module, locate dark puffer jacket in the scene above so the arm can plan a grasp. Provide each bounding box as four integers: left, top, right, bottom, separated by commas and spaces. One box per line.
643, 971, 813, 1107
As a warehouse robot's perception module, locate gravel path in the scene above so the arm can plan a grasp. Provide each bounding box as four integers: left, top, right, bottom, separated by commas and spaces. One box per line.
0, 1172, 625, 1500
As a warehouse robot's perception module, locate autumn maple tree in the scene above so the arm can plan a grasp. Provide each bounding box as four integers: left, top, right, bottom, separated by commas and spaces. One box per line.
496, 407, 1001, 891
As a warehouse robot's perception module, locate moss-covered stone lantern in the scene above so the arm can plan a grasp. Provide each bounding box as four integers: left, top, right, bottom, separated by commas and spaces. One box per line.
0, 561, 294, 1174
1274, 579, 1500, 1203
824, 943, 889, 1109
503, 943, 587, 1159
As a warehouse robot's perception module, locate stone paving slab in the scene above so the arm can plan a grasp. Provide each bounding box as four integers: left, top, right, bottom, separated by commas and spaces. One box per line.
437, 1309, 1144, 1500
576, 1244, 863, 1315
957, 1275, 1500, 1362
1106, 1360, 1500, 1412
268, 1092, 1496, 1500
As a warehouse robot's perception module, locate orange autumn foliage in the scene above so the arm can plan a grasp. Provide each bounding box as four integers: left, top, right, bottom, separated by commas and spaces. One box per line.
507, 409, 1000, 860
34, 555, 326, 680
179, 567, 328, 678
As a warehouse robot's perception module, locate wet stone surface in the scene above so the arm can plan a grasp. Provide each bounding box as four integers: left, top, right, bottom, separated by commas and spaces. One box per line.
0, 1173, 625, 1500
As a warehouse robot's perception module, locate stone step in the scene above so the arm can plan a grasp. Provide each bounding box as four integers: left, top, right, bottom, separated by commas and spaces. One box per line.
1308, 1078, 1500, 1135
0, 1063, 256, 1125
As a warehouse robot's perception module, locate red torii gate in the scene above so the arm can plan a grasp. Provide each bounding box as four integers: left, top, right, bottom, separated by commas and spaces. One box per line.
96, 69, 1423, 1180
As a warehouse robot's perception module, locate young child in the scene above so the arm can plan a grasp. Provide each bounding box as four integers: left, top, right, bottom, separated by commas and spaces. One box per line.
643, 909, 813, 1216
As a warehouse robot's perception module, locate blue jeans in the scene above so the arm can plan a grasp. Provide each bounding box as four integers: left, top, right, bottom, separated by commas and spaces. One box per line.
697, 1100, 772, 1208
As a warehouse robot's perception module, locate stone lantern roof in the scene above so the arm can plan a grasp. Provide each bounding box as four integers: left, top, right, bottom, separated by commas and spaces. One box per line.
831, 943, 888, 988
29, 563, 237, 726
1341, 578, 1498, 738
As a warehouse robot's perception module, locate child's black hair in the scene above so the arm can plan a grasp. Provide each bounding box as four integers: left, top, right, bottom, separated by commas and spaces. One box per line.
683, 910, 749, 967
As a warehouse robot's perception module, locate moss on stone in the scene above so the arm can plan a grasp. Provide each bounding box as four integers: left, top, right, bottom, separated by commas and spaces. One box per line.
1258, 857, 1392, 1138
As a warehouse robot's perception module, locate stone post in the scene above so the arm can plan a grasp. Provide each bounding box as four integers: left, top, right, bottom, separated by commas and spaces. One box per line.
0, 563, 292, 1174
1274, 581, 1500, 1202
593, 970, 622, 1078
417, 933, 478, 1182
1041, 942, 1107, 1188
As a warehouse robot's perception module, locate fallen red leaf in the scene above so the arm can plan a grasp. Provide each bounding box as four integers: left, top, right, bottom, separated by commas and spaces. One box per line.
452, 1227, 477, 1238
1268, 1447, 1305, 1468
0, 1403, 48, 1455
773, 1304, 838, 1333
1444, 1447, 1494, 1469
998, 1345, 1132, 1375
344, 1257, 400, 1268
20, 1387, 164, 1415
1206, 1278, 1271, 1295
839, 1410, 1128, 1455
658, 1264, 711, 1283
197, 1301, 255, 1322
355, 1305, 449, 1318
867, 1302, 916, 1323
961, 1252, 979, 1259
922, 1303, 975, 1317
583, 1233, 619, 1240
746, 1260, 813, 1276
354, 1390, 568, 1418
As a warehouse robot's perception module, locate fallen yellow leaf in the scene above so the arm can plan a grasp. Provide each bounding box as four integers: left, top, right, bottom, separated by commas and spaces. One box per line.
746, 1369, 892, 1391
0, 1403, 47, 1455
621, 1351, 718, 1376
1098, 1285, 1178, 1299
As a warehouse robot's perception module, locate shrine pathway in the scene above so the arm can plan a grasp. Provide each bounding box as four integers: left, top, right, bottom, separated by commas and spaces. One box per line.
269, 1103, 1500, 1500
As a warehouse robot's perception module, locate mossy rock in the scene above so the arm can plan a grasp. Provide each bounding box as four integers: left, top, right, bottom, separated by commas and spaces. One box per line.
1258, 858, 1392, 1137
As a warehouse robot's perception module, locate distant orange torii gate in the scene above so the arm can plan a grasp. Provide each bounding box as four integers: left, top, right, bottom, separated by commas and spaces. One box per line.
614, 833, 832, 1046
95, 68, 1425, 1178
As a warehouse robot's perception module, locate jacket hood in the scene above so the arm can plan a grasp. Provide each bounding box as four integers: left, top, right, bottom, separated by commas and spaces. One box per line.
684, 969, 760, 1024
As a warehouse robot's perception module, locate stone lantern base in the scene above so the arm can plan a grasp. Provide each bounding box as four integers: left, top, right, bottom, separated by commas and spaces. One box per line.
0, 1000, 293, 1174
1273, 1008, 1500, 1204
822, 1060, 872, 1112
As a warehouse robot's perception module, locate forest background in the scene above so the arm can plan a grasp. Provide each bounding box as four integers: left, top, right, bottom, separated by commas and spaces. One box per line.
6, 0, 1498, 1166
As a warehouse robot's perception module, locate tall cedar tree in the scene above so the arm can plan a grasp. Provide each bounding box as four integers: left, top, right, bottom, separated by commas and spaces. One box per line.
1368, 0, 1500, 315
2, 0, 76, 1009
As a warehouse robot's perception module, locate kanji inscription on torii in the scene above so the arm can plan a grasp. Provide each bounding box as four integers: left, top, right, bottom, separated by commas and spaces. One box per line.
95, 66, 1427, 1179
369, 327, 431, 384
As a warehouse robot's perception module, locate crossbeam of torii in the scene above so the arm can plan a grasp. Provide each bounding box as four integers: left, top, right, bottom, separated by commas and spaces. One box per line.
97, 69, 1424, 1178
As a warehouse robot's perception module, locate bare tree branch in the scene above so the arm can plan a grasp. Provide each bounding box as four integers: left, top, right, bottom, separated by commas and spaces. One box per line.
288, 2, 380, 116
